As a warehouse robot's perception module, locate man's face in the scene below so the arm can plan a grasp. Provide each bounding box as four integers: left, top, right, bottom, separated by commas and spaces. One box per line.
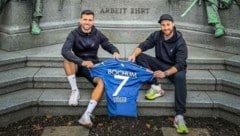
160, 20, 174, 37
80, 14, 94, 32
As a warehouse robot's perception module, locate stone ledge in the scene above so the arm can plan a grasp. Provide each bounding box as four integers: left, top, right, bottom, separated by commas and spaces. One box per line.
225, 55, 240, 73
207, 92, 240, 114
2, 67, 240, 95
0, 89, 240, 127
33, 68, 216, 91
0, 67, 40, 95
0, 89, 44, 115
0, 44, 237, 70
210, 70, 240, 96
0, 50, 26, 72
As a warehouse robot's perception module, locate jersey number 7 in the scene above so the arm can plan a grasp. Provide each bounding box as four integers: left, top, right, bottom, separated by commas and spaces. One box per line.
112, 75, 130, 96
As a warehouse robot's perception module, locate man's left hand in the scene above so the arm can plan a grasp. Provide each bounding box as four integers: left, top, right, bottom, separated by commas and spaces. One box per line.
113, 52, 120, 59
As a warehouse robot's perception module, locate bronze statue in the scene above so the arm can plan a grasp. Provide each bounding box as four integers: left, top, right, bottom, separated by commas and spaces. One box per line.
0, 0, 43, 35
31, 0, 43, 35
182, 0, 240, 38
0, 0, 9, 14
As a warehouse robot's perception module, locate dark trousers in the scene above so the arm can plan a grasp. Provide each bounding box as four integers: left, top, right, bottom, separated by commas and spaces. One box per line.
136, 53, 187, 115
76, 60, 99, 86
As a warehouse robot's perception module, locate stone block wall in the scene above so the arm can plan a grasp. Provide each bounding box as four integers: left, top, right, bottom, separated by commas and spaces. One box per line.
0, 0, 239, 54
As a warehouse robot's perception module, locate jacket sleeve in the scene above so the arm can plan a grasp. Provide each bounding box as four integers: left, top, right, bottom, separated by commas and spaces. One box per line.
61, 32, 83, 64
99, 31, 119, 54
138, 32, 157, 52
174, 40, 188, 71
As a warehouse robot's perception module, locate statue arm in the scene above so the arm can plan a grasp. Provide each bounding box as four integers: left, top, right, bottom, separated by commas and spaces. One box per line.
0, 0, 10, 14
235, 0, 240, 6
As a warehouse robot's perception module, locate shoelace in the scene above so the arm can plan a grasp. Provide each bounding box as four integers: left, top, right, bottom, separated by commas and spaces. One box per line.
147, 88, 157, 95
177, 118, 186, 127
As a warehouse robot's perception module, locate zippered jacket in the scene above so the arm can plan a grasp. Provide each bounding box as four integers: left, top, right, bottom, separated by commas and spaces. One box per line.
138, 28, 187, 71
62, 26, 119, 64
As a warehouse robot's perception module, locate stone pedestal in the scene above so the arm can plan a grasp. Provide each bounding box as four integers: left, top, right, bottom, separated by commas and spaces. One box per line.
0, 0, 240, 54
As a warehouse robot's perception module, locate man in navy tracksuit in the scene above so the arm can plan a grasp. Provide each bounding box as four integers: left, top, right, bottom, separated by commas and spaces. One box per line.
61, 10, 120, 128
128, 14, 189, 134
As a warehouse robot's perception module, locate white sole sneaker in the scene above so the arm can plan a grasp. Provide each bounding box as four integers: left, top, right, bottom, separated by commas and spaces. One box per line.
78, 113, 93, 128
68, 89, 80, 106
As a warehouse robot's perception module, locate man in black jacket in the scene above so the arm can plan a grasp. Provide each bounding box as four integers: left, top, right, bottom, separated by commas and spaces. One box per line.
61, 10, 120, 127
128, 14, 189, 134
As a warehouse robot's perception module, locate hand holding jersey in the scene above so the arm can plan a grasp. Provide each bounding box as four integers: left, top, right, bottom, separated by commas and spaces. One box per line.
128, 14, 189, 134
90, 59, 154, 117
62, 10, 120, 128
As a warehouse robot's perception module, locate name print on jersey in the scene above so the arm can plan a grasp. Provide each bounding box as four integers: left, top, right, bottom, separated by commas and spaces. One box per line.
113, 96, 127, 103
107, 69, 137, 78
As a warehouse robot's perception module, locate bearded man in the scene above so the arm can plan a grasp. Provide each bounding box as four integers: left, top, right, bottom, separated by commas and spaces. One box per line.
128, 14, 189, 134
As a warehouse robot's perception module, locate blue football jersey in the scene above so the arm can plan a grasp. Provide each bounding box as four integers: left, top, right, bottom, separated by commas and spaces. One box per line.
90, 59, 153, 117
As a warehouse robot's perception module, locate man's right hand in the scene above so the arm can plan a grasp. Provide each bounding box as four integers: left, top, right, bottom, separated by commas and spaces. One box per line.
154, 70, 166, 79
81, 61, 94, 68
128, 48, 142, 62
128, 55, 136, 62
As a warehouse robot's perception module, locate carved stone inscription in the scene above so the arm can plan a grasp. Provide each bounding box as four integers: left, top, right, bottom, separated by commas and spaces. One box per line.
100, 8, 150, 14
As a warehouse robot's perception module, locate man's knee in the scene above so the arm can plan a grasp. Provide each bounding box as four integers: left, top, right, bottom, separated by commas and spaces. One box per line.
136, 53, 146, 60
135, 53, 148, 65
173, 71, 186, 82
93, 77, 104, 87
64, 59, 75, 66
63, 59, 77, 75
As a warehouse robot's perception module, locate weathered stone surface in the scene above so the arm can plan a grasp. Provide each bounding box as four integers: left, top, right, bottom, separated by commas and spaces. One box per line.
0, 0, 239, 53
162, 127, 210, 136
41, 126, 89, 136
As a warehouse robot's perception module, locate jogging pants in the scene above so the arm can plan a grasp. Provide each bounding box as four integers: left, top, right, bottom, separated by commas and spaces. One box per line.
136, 53, 187, 115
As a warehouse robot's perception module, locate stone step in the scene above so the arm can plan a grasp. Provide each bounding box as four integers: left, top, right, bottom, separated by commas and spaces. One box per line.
1, 67, 240, 96
0, 67, 215, 94
225, 55, 240, 73
0, 89, 239, 127
0, 50, 26, 72
210, 70, 240, 96
0, 67, 40, 95
1, 44, 239, 71
33, 68, 217, 91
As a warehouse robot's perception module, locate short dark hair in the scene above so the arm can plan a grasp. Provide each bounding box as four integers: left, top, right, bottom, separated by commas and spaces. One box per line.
80, 10, 95, 18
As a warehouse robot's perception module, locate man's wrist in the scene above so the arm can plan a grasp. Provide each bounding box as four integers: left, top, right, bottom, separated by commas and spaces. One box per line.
164, 71, 169, 77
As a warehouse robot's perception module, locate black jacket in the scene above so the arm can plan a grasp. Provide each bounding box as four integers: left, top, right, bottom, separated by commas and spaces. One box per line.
138, 28, 187, 71
61, 26, 119, 64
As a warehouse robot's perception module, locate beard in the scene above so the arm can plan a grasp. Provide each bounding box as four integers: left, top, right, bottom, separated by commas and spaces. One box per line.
163, 29, 173, 37
81, 24, 92, 32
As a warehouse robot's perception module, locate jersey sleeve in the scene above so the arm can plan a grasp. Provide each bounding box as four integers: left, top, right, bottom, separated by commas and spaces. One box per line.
137, 67, 154, 82
89, 59, 116, 78
89, 62, 105, 78
125, 61, 154, 83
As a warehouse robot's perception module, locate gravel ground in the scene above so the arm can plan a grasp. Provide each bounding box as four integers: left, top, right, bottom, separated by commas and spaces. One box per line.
0, 115, 239, 136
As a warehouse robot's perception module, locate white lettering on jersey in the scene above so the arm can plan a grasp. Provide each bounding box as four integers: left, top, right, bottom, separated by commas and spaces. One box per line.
107, 69, 137, 78
113, 96, 127, 103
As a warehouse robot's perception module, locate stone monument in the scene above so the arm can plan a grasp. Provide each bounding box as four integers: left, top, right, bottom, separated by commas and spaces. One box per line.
0, 0, 239, 54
